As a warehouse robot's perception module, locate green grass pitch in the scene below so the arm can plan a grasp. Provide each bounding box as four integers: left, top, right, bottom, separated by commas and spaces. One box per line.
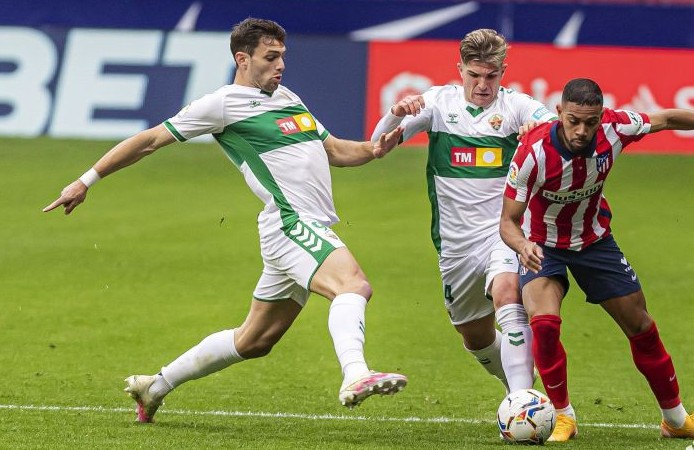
1, 136, 693, 449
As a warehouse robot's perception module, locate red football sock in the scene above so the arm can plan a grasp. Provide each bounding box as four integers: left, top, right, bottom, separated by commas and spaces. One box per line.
629, 321, 681, 409
530, 315, 569, 409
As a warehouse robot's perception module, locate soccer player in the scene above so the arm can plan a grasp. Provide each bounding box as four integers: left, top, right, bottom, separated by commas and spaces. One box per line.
371, 29, 555, 395
44, 18, 407, 423
501, 78, 694, 441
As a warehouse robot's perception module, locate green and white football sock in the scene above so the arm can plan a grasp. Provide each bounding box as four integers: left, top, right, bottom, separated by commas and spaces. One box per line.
159, 328, 244, 391
466, 329, 510, 393
329, 293, 369, 384
496, 303, 534, 393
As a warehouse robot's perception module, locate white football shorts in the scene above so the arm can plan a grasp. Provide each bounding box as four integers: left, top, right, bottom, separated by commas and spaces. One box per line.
439, 234, 519, 325
253, 219, 345, 306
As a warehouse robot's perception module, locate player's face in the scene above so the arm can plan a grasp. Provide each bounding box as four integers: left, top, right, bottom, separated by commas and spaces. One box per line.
457, 61, 506, 107
558, 102, 604, 153
235, 37, 286, 92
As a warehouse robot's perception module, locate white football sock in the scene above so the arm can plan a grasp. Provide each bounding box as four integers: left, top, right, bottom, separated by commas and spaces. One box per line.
496, 303, 535, 393
328, 293, 369, 383
160, 329, 244, 390
662, 403, 687, 428
556, 404, 576, 420
466, 329, 509, 393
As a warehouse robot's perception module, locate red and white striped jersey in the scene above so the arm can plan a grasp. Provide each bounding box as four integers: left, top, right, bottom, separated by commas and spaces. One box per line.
504, 108, 651, 250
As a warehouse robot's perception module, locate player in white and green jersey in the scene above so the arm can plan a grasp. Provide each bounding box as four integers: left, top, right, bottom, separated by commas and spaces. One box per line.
371, 29, 555, 397
45, 18, 406, 423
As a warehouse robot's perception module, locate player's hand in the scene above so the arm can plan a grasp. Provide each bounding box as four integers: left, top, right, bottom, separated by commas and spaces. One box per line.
43, 180, 89, 215
518, 120, 539, 139
518, 241, 543, 273
373, 126, 404, 158
391, 95, 425, 117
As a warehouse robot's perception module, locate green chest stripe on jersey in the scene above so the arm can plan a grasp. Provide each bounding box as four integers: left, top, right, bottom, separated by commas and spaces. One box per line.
226, 105, 322, 154
215, 130, 299, 227
427, 131, 519, 179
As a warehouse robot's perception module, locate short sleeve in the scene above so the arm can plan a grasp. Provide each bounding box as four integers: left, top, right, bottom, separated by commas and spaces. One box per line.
604, 108, 651, 144
163, 91, 226, 142
505, 141, 536, 203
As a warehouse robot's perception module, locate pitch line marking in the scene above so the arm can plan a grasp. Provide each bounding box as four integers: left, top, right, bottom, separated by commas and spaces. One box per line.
0, 404, 658, 430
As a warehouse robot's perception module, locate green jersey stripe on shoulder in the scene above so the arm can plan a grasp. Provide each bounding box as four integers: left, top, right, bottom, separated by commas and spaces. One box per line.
229, 105, 322, 154
215, 130, 299, 227
163, 120, 186, 142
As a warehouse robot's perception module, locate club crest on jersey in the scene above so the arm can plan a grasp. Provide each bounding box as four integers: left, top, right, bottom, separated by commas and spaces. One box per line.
596, 153, 612, 173
276, 113, 316, 135
451, 147, 502, 167
488, 114, 503, 130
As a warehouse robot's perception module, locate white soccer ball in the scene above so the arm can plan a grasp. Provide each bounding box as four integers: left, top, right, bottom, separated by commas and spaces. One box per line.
497, 388, 556, 445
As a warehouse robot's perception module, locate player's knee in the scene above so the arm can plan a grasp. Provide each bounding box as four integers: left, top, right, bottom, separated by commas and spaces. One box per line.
333, 278, 372, 300
353, 279, 372, 300
240, 338, 276, 359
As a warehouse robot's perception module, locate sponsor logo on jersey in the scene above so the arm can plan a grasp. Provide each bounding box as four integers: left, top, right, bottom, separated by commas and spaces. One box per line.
249, 100, 261, 108
488, 114, 503, 130
507, 162, 519, 188
446, 112, 459, 124
532, 105, 552, 120
542, 180, 604, 204
596, 153, 611, 174
276, 113, 317, 135
450, 147, 502, 167
625, 110, 644, 129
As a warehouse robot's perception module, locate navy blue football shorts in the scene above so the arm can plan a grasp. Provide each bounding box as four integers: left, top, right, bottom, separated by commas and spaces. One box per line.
519, 235, 642, 304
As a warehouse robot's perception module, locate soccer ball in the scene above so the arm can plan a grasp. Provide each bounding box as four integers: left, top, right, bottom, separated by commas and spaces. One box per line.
497, 389, 556, 444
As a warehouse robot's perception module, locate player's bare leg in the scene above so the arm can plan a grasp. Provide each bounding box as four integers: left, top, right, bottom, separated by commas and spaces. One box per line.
523, 277, 577, 442
602, 290, 693, 438
311, 247, 407, 408
125, 299, 301, 422
456, 314, 510, 393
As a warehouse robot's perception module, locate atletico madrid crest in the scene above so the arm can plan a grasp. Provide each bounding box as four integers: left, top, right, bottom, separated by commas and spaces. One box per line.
489, 114, 503, 130
596, 153, 611, 174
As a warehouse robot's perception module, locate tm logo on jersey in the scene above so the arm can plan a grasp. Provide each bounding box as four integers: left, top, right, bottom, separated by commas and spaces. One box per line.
276, 113, 316, 135
451, 147, 502, 167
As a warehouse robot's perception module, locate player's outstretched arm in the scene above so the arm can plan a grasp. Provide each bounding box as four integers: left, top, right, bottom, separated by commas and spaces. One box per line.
324, 127, 404, 167
370, 95, 427, 144
43, 124, 176, 215
500, 196, 543, 273
647, 108, 694, 133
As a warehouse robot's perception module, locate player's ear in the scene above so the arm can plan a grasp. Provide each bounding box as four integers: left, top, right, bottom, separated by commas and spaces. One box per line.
556, 104, 562, 115
235, 52, 249, 68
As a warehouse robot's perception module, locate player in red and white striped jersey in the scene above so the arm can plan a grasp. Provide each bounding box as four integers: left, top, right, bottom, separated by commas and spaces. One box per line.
500, 78, 694, 441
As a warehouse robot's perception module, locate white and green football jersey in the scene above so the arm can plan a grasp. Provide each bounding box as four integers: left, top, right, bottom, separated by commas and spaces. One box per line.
392, 85, 555, 257
163, 84, 336, 257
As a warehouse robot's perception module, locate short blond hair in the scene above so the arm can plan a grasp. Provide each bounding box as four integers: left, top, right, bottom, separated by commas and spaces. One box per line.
459, 28, 508, 68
